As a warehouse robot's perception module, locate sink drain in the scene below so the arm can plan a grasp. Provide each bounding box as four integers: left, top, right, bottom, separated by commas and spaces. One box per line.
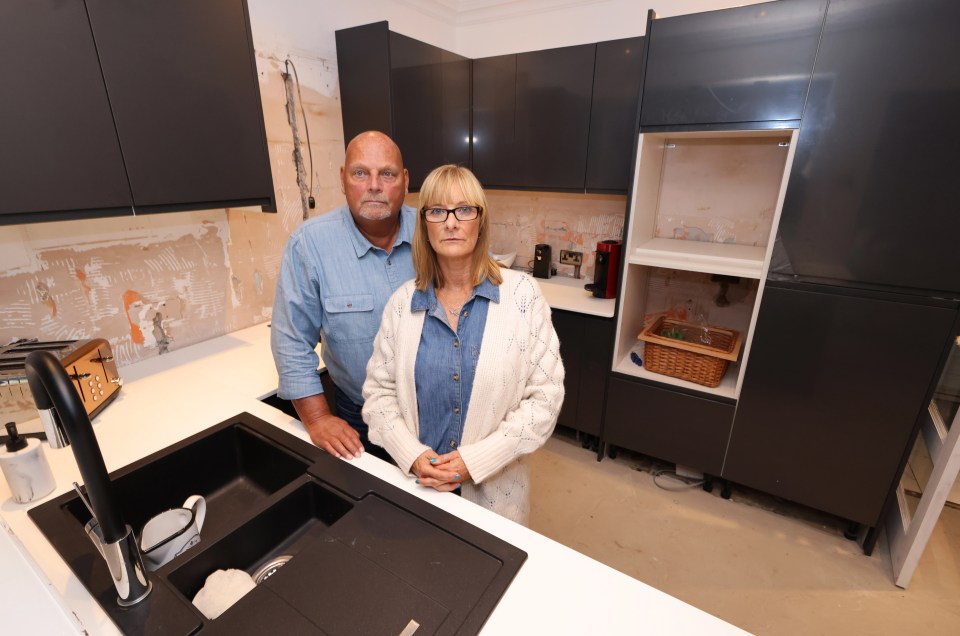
253, 555, 292, 584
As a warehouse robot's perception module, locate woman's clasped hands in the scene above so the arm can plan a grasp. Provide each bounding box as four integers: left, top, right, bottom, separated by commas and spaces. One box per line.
411, 449, 471, 492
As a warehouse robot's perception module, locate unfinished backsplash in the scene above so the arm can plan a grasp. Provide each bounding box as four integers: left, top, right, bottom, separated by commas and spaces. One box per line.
406, 189, 627, 280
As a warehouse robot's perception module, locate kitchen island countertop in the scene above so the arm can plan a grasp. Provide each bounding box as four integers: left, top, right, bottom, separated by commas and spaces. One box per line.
0, 322, 743, 635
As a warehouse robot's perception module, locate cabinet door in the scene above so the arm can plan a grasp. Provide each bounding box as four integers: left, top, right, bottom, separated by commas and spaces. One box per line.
84, 0, 274, 210
585, 37, 644, 193
336, 22, 393, 145
0, 0, 131, 223
552, 310, 583, 430
516, 45, 595, 190
605, 376, 734, 475
472, 55, 519, 188
772, 0, 960, 293
724, 283, 958, 525
641, 0, 826, 128
575, 316, 615, 437
390, 33, 470, 190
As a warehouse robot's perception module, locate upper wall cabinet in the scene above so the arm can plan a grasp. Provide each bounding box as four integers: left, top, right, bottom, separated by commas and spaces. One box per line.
0, 0, 275, 226
640, 0, 827, 130
336, 22, 470, 191
474, 44, 597, 191
586, 37, 645, 193
771, 0, 960, 294
0, 0, 133, 223
83, 0, 274, 212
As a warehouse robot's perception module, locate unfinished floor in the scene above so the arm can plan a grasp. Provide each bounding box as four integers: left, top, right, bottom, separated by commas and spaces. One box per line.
528, 430, 960, 635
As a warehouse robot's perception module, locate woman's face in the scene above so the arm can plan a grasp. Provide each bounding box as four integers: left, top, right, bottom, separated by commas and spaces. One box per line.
424, 185, 480, 265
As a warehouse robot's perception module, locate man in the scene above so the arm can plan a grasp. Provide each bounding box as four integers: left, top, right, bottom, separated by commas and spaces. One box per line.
271, 131, 416, 460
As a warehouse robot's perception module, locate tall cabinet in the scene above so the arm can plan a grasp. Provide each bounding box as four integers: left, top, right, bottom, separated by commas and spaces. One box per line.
604, 0, 824, 474
723, 0, 960, 542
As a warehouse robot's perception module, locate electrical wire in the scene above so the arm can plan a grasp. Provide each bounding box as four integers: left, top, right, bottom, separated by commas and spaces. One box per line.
284, 58, 315, 206
652, 468, 705, 491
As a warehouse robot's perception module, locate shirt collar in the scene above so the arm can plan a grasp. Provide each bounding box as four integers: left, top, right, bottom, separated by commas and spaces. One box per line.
411, 276, 500, 313
342, 204, 416, 258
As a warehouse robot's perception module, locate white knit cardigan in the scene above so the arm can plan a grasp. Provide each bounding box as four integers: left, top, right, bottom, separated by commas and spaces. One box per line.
362, 269, 564, 524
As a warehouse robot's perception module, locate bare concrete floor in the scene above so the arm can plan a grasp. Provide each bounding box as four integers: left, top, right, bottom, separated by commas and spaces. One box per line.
528, 431, 960, 635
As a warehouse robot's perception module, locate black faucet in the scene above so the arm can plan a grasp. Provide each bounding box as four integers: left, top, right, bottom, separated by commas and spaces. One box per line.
25, 350, 152, 606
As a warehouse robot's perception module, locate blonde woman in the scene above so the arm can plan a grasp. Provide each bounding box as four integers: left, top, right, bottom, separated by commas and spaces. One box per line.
362, 165, 564, 524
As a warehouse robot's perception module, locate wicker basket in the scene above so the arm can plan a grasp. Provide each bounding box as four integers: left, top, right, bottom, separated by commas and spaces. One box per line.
638, 317, 743, 388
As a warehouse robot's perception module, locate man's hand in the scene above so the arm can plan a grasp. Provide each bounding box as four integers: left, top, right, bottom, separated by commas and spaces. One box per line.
292, 394, 363, 459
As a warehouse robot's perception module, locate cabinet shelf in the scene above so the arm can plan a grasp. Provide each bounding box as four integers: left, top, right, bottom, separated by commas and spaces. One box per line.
613, 343, 738, 400
629, 238, 765, 278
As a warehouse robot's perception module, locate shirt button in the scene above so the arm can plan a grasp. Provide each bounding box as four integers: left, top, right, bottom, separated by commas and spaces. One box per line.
449, 440, 457, 449
387, 259, 392, 266
453, 406, 460, 414
453, 341, 459, 348
462, 310, 469, 317
453, 374, 459, 381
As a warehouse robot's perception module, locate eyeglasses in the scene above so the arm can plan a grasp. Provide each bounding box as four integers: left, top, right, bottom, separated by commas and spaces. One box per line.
421, 205, 482, 223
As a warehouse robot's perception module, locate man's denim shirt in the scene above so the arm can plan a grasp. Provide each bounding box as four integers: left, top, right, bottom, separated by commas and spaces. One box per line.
271, 204, 417, 405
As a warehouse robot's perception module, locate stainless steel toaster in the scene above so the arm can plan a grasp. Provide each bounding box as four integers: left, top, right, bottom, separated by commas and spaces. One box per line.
0, 338, 122, 426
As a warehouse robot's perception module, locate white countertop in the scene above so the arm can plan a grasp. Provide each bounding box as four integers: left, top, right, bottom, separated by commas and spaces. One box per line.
534, 274, 616, 318
0, 323, 744, 635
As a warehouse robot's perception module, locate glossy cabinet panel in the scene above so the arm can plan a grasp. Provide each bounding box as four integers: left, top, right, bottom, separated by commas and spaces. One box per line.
336, 23, 393, 144
641, 0, 826, 128
772, 0, 960, 293
553, 310, 615, 437
516, 45, 596, 190
389, 33, 470, 190
472, 55, 519, 187
724, 283, 958, 525
605, 376, 734, 475
586, 37, 645, 193
0, 0, 132, 222
85, 0, 274, 210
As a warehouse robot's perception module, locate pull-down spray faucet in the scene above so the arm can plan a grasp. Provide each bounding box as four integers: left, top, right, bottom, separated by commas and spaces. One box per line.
25, 350, 152, 606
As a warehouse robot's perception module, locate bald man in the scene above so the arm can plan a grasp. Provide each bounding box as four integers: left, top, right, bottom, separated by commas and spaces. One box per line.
271, 132, 416, 461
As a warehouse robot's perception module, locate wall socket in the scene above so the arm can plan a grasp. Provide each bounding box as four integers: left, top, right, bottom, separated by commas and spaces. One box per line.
559, 250, 582, 266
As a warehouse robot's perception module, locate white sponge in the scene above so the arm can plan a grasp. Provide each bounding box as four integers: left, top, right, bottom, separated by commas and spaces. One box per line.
192, 568, 257, 620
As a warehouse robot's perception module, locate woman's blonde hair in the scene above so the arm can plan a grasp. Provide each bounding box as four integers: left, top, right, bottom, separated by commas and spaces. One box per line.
413, 164, 502, 291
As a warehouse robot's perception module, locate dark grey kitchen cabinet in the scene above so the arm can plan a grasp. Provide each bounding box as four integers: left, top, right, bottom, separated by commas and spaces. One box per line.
471, 54, 519, 188
474, 45, 596, 190
604, 376, 734, 475
553, 310, 615, 440
0, 0, 275, 225
83, 0, 274, 213
585, 37, 645, 193
0, 0, 132, 224
640, 0, 826, 130
335, 23, 470, 190
723, 283, 959, 526
771, 0, 960, 294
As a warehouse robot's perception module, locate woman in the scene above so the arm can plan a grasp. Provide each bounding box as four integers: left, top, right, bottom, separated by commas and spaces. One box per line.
362, 164, 564, 524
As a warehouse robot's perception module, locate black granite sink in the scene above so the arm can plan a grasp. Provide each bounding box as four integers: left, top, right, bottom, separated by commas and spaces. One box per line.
29, 412, 526, 635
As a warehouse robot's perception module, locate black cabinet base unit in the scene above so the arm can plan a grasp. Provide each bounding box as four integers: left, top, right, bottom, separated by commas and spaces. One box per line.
723, 283, 959, 526
604, 375, 734, 475
552, 310, 615, 440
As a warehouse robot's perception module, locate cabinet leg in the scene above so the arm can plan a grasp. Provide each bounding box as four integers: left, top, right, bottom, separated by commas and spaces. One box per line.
720, 481, 733, 500
596, 440, 605, 462
843, 521, 860, 542
607, 444, 618, 460
702, 476, 714, 493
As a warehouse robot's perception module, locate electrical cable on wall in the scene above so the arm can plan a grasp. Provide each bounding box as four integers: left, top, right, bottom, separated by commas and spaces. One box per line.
282, 58, 316, 219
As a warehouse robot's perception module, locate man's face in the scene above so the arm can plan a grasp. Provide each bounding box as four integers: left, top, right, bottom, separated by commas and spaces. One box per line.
340, 135, 409, 221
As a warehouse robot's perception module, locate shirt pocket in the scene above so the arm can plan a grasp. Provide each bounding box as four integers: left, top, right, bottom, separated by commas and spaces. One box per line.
323, 293, 376, 344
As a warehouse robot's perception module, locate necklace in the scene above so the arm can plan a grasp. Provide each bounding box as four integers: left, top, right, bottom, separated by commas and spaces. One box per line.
445, 304, 463, 317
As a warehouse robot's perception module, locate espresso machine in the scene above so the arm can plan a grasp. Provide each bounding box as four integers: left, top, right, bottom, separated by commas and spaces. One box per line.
585, 240, 621, 299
